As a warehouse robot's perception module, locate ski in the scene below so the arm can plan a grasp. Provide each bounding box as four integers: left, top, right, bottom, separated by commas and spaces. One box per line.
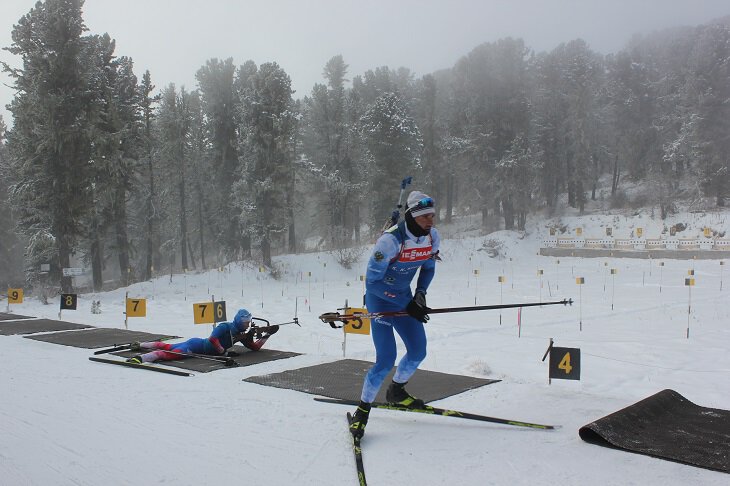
316, 397, 558, 430
346, 412, 367, 486
88, 357, 193, 377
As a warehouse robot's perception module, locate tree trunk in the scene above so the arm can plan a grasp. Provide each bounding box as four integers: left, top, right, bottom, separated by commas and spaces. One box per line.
187, 239, 197, 270
179, 179, 188, 271
91, 232, 103, 292
568, 180, 576, 207
241, 236, 251, 259
445, 170, 454, 224
353, 203, 361, 242
114, 189, 130, 286
517, 211, 527, 231
262, 233, 271, 267
611, 155, 620, 196
145, 156, 156, 281
577, 180, 585, 214
549, 176, 559, 208
59, 238, 72, 293
715, 184, 728, 208
288, 183, 296, 253
197, 185, 206, 270
144, 216, 153, 281
88, 199, 103, 291
502, 197, 515, 230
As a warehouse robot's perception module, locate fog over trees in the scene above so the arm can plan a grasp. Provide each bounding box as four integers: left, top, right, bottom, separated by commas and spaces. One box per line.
1, 0, 728, 291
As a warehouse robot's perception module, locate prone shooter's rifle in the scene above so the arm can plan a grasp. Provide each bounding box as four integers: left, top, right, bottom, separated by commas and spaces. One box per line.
246, 317, 300, 337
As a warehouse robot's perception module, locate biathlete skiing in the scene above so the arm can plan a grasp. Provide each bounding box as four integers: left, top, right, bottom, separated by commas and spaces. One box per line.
349, 190, 440, 439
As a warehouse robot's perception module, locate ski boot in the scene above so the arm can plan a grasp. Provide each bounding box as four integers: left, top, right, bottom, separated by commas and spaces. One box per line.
386, 381, 424, 409
126, 355, 143, 364
349, 401, 371, 439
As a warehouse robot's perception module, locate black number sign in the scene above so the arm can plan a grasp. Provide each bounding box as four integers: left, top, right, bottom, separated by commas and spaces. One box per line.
60, 293, 78, 310
549, 346, 581, 380
213, 301, 227, 323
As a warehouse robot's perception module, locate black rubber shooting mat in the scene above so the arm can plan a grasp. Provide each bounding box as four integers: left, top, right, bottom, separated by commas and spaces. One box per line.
0, 312, 34, 321
113, 344, 300, 373
244, 358, 500, 403
579, 389, 730, 473
24, 327, 175, 348
1, 318, 93, 335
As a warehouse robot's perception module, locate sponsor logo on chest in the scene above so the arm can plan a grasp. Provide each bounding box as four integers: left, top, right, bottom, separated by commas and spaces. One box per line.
398, 244, 433, 262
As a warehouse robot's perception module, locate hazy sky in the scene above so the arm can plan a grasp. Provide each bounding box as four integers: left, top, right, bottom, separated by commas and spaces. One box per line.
2, 0, 729, 127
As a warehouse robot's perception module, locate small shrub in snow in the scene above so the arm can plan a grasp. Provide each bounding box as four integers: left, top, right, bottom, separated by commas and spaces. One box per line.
466, 359, 492, 376
332, 246, 366, 269
479, 238, 504, 259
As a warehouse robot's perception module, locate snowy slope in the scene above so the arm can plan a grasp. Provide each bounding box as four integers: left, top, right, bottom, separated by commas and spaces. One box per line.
1, 212, 728, 486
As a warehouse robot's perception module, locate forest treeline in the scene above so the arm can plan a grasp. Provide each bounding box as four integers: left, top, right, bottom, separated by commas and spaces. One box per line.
0, 0, 728, 291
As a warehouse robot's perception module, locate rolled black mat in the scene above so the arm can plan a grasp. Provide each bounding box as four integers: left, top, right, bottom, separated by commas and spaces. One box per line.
579, 389, 729, 473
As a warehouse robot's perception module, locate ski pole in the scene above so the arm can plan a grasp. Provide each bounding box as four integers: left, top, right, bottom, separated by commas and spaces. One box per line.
93, 336, 177, 355
93, 344, 136, 355
150, 349, 237, 366
320, 299, 573, 325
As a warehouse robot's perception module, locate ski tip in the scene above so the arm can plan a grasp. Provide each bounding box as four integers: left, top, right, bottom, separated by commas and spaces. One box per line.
527, 423, 560, 430
314, 396, 353, 404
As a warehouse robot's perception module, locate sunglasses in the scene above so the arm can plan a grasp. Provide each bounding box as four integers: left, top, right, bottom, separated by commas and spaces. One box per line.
412, 197, 434, 209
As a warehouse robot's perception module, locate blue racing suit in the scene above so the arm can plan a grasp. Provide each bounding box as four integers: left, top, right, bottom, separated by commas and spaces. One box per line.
360, 221, 440, 403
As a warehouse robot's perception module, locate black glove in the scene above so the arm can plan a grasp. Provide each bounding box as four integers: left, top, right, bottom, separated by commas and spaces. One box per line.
266, 325, 280, 335
406, 291, 430, 322
225, 350, 240, 357
224, 357, 237, 367
244, 328, 256, 340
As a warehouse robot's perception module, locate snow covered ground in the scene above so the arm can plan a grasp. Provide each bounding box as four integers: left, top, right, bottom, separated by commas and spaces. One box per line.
1, 212, 728, 485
